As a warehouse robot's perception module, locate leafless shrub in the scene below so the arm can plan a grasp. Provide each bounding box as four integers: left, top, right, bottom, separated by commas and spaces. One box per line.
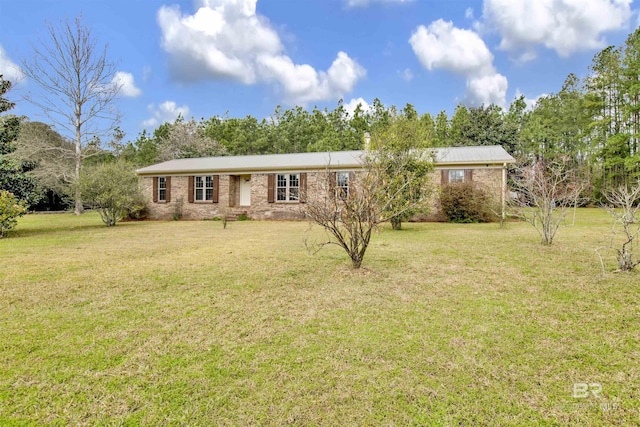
597, 182, 640, 273
305, 153, 432, 268
509, 159, 584, 245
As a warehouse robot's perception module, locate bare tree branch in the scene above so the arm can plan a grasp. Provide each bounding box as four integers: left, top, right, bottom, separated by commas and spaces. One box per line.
599, 181, 640, 271
156, 119, 226, 161
305, 150, 433, 268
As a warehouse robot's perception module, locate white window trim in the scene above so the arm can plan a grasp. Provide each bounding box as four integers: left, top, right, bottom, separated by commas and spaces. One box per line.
448, 169, 465, 183
336, 172, 350, 199
276, 173, 300, 202
158, 176, 167, 202
194, 175, 214, 202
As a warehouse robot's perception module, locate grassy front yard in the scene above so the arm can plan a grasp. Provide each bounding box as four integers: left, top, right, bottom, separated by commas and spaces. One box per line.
0, 210, 638, 425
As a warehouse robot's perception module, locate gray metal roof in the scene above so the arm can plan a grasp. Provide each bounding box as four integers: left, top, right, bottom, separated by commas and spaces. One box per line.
136, 145, 515, 175
434, 145, 515, 165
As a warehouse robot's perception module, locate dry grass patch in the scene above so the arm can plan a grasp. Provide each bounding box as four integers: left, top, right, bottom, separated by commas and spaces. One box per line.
0, 209, 638, 425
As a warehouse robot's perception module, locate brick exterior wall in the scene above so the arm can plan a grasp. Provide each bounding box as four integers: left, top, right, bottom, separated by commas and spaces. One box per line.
143, 173, 315, 220
420, 166, 504, 221
142, 165, 505, 221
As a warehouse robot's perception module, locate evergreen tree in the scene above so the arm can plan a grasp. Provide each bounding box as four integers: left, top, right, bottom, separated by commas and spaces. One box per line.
0, 76, 41, 206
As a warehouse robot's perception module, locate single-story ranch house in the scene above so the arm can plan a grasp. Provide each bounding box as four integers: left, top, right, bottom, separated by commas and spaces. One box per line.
136, 146, 516, 220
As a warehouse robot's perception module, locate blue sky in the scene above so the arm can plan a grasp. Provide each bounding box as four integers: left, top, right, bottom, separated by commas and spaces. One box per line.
1, 0, 638, 144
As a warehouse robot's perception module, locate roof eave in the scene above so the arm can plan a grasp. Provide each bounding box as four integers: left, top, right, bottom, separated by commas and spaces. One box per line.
436, 159, 516, 167
136, 163, 364, 176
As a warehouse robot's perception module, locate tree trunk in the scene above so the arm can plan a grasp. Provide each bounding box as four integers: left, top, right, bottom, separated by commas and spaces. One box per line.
391, 216, 402, 230
74, 115, 83, 215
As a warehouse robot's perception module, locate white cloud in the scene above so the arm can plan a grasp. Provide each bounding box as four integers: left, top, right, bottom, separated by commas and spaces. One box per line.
466, 74, 508, 106
344, 0, 413, 7
410, 20, 495, 76
343, 97, 370, 116
409, 19, 507, 107
481, 0, 632, 60
257, 51, 365, 104
112, 71, 142, 97
142, 101, 190, 128
158, 0, 365, 104
399, 68, 414, 82
0, 44, 24, 82
465, 7, 474, 20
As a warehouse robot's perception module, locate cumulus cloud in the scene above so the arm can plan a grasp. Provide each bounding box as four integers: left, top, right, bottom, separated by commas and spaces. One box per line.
142, 101, 190, 128
0, 44, 24, 82
481, 0, 632, 60
343, 97, 370, 116
112, 71, 142, 97
466, 74, 508, 106
344, 0, 413, 7
410, 20, 494, 76
409, 19, 507, 107
157, 0, 365, 104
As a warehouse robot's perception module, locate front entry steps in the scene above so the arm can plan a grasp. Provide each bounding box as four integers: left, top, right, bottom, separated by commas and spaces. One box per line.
224, 209, 248, 221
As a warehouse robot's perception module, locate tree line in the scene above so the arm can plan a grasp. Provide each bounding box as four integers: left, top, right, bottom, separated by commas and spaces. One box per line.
117, 26, 640, 200
3, 23, 640, 213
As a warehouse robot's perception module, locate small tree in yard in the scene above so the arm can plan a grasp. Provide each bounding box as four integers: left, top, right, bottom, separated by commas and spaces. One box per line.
510, 159, 583, 245
305, 151, 433, 269
76, 161, 145, 226
598, 182, 640, 272
369, 109, 433, 230
0, 190, 28, 237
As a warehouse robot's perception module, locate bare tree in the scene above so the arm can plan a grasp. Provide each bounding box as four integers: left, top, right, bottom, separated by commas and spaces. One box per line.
509, 159, 583, 245
21, 16, 121, 214
597, 182, 640, 272
156, 118, 226, 161
305, 152, 433, 268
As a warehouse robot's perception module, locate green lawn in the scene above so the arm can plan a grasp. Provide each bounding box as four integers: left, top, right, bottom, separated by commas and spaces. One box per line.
0, 210, 638, 426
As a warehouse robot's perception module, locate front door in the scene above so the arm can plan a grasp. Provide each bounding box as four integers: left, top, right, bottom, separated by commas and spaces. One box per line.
239, 175, 251, 206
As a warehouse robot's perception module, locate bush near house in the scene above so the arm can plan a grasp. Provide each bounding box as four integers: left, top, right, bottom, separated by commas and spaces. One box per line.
76, 161, 146, 226
439, 181, 494, 223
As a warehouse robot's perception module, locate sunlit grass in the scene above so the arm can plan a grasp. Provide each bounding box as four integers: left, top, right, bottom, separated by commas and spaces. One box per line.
0, 210, 638, 426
